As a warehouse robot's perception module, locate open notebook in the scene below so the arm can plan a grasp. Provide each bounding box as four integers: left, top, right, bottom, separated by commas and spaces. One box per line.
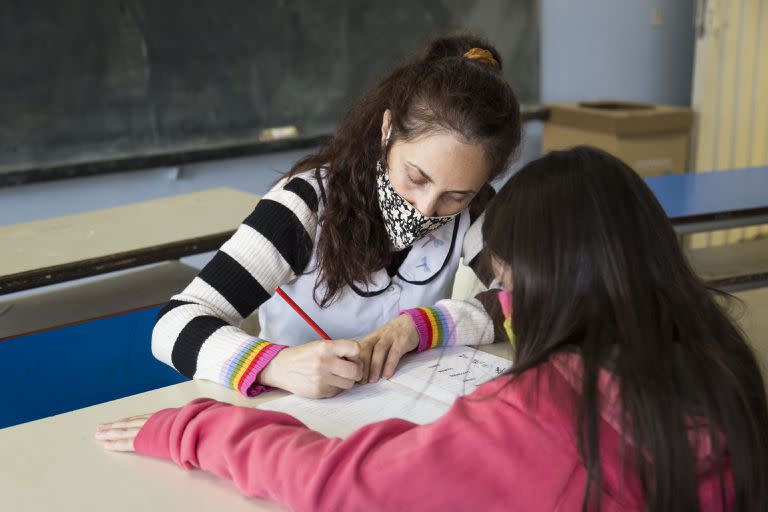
259, 346, 513, 437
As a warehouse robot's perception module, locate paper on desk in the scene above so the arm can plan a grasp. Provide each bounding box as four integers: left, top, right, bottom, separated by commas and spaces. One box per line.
258, 347, 512, 437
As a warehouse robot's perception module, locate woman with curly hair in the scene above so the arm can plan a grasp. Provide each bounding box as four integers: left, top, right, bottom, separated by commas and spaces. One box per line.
149, 35, 522, 398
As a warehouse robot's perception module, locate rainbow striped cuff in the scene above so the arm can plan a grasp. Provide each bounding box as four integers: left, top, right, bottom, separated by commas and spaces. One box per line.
220, 340, 287, 397
401, 306, 457, 352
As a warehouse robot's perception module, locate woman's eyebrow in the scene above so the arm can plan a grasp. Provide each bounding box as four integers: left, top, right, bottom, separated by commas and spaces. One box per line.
406, 160, 476, 194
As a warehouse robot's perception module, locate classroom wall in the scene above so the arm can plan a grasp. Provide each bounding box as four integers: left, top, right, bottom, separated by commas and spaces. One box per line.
540, 0, 695, 106
521, 0, 697, 167
689, 0, 768, 248
0, 1, 695, 239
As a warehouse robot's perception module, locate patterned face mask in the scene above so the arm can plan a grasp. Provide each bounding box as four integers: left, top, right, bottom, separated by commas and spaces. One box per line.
376, 161, 458, 250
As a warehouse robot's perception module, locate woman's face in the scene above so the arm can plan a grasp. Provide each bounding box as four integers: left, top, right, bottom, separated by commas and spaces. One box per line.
381, 111, 491, 217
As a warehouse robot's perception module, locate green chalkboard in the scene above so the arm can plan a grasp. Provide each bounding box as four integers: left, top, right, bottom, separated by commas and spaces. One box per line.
0, 0, 539, 178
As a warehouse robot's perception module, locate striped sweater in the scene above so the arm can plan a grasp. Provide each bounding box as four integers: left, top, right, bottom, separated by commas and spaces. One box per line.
152, 171, 508, 396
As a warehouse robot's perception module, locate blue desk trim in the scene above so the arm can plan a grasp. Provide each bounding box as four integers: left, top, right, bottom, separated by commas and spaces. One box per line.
645, 167, 768, 229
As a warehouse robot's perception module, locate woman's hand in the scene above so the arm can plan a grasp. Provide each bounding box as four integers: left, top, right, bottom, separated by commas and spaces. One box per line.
259, 339, 363, 399
94, 414, 152, 452
358, 315, 419, 383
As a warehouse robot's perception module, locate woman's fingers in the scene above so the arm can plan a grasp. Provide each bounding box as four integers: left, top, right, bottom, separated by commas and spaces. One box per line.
369, 338, 394, 383
356, 336, 380, 383
358, 344, 372, 383
331, 339, 361, 360
323, 373, 358, 392
330, 356, 363, 382
382, 345, 406, 380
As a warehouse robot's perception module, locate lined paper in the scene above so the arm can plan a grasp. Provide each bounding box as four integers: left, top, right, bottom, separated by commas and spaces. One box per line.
258, 347, 512, 437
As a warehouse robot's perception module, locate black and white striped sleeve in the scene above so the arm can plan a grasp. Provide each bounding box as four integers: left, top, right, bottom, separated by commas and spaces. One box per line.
151, 175, 320, 395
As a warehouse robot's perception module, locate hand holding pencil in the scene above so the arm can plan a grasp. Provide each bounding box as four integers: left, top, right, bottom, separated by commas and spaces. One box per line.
256, 288, 363, 399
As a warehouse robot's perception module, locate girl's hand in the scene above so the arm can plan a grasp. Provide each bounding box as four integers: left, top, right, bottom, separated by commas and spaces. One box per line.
358, 315, 419, 383
94, 414, 152, 452
259, 339, 363, 398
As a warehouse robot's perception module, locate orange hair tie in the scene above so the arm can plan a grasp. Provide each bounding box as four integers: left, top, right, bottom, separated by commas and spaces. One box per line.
463, 47, 500, 70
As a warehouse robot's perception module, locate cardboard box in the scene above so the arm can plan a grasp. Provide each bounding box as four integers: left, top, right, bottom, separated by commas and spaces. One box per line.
541, 101, 694, 177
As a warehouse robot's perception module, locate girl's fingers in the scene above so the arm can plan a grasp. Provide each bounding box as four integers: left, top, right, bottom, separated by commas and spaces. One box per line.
101, 438, 136, 452
94, 427, 142, 441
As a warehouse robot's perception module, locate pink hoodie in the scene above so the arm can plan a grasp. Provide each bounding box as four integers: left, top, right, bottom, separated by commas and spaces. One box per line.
134, 353, 733, 511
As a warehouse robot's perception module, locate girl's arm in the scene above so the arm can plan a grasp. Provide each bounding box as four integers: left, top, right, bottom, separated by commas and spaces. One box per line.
133, 375, 555, 512
152, 176, 320, 396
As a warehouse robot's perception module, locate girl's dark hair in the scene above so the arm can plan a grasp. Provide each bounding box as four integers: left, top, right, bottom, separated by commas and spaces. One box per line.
287, 34, 522, 307
483, 146, 768, 511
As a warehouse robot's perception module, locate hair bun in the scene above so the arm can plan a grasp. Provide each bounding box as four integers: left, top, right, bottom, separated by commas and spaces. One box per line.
419, 35, 503, 72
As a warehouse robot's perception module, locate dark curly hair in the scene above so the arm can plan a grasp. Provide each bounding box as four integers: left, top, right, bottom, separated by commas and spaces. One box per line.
287, 34, 522, 307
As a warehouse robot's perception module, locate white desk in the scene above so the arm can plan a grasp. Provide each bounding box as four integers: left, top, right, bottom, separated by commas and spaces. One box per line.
0, 343, 512, 511
0, 187, 259, 294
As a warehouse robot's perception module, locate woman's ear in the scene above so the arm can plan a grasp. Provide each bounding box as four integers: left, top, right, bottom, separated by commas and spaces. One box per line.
380, 109, 392, 147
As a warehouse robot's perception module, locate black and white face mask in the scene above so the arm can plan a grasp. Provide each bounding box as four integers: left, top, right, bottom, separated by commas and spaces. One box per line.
376, 161, 458, 250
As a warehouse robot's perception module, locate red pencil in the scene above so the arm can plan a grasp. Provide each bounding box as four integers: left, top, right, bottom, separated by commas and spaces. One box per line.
274, 287, 331, 340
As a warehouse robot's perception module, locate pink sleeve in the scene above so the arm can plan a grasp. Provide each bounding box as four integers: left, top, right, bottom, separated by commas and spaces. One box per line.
132, 379, 568, 512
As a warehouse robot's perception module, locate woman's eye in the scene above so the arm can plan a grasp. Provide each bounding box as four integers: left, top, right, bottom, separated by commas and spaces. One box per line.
408, 174, 427, 186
